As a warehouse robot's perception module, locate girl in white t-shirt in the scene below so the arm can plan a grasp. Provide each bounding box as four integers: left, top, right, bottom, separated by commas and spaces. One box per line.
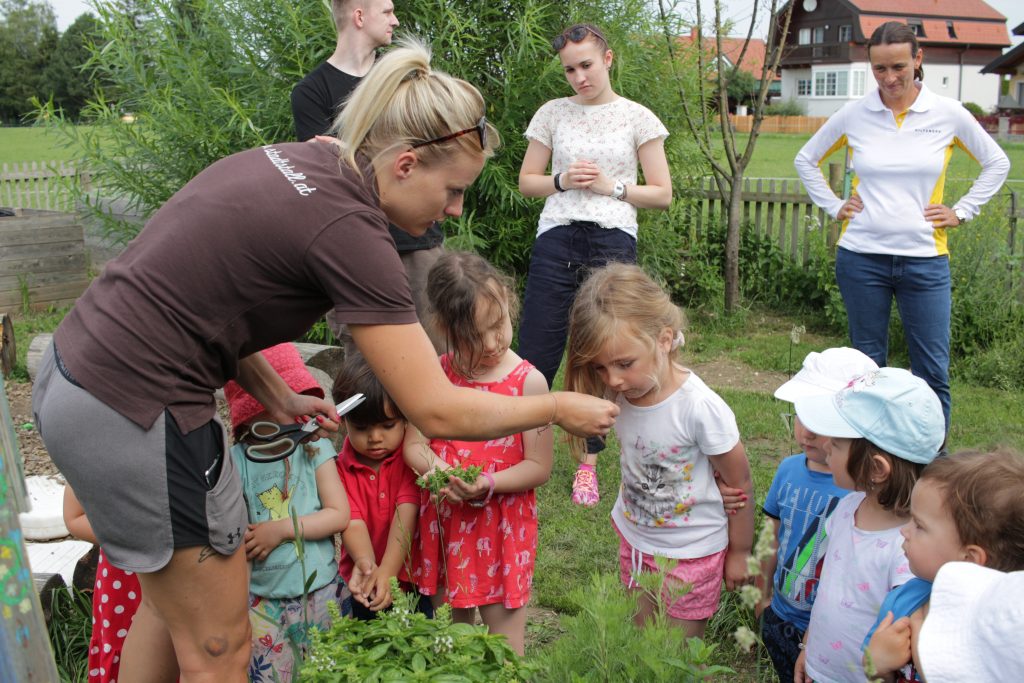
565, 263, 754, 638
792, 367, 945, 683
517, 23, 672, 508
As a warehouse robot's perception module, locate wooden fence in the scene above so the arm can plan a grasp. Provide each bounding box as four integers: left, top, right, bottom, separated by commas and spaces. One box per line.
688, 172, 1022, 263
729, 115, 830, 135
1, 161, 1019, 268
0, 161, 88, 212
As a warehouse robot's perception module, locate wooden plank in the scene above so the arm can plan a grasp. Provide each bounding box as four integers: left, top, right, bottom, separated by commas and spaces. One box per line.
790, 194, 801, 260
742, 178, 751, 228
0, 373, 61, 681
0, 280, 90, 309
766, 179, 776, 239
0, 225, 82, 247
0, 268, 90, 290
0, 239, 85, 263
754, 178, 764, 238
0, 251, 87, 277
778, 180, 788, 253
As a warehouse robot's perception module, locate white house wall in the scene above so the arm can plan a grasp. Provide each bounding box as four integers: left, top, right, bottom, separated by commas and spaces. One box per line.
781, 63, 999, 116
922, 64, 999, 110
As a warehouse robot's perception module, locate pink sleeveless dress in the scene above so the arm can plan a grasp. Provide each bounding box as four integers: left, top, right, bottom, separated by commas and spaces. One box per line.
413, 356, 539, 609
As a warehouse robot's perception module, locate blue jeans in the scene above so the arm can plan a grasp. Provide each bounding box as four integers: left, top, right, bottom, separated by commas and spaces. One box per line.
517, 223, 636, 453
835, 247, 951, 432
761, 607, 805, 683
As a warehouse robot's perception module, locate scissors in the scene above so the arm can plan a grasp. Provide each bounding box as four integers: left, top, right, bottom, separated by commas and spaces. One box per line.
244, 393, 366, 463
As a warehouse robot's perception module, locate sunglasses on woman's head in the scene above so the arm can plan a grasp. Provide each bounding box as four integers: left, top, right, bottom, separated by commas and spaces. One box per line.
551, 25, 606, 51
411, 116, 487, 150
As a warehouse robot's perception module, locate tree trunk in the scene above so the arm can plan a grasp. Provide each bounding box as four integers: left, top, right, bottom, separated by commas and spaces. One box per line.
724, 178, 744, 312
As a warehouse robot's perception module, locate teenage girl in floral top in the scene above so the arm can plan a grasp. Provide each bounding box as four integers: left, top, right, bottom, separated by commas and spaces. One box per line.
517, 22, 672, 508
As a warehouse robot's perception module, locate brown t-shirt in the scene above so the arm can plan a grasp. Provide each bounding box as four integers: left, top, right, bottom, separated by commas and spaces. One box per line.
55, 142, 416, 432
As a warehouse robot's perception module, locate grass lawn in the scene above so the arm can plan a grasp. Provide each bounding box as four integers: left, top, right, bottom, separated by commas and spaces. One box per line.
0, 126, 85, 165
717, 132, 1024, 184
532, 309, 1024, 680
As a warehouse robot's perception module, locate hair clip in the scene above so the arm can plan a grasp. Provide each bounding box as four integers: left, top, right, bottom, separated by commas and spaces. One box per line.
672, 331, 685, 350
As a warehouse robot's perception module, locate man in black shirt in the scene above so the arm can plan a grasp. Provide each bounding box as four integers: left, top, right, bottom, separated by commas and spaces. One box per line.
291, 0, 445, 350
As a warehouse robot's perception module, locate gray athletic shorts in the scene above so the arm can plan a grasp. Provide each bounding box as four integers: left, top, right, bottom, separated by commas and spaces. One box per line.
32, 342, 247, 573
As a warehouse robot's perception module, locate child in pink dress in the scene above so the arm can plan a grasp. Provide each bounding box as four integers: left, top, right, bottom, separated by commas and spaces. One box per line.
404, 251, 554, 656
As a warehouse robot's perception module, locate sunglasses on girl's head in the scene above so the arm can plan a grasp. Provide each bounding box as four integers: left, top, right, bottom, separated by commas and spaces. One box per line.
551, 25, 605, 51
411, 116, 487, 150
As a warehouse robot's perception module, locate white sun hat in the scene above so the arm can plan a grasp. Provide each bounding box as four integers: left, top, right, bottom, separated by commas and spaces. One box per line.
774, 347, 878, 403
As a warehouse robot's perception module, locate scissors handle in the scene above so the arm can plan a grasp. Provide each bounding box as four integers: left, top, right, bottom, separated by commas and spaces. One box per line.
243, 393, 367, 464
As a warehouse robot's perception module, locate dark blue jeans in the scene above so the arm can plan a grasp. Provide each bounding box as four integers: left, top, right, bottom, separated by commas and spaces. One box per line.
761, 607, 804, 683
517, 223, 636, 453
835, 247, 951, 432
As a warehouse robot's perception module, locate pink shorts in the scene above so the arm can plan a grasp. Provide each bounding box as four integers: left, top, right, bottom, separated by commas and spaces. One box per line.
617, 532, 727, 621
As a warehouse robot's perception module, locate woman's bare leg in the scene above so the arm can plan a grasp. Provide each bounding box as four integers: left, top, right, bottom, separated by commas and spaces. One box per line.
118, 599, 179, 683
126, 545, 250, 683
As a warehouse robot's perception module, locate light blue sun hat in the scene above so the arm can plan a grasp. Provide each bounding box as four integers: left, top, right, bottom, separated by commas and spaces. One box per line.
794, 367, 944, 464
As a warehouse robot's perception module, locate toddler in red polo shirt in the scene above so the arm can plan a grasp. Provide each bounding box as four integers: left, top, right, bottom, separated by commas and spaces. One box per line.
333, 351, 432, 619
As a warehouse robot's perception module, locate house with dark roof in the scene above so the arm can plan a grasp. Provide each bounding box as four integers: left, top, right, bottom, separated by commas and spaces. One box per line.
981, 21, 1024, 111
773, 0, 1010, 116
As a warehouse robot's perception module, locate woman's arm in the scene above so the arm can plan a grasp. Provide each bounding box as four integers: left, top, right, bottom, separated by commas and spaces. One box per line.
794, 106, 850, 219
444, 369, 554, 502
948, 107, 1011, 221
518, 139, 557, 197
351, 323, 618, 440
709, 441, 755, 591
236, 352, 339, 428
622, 138, 672, 210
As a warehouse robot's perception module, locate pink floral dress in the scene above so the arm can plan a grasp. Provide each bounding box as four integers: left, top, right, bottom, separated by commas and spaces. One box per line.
414, 356, 538, 609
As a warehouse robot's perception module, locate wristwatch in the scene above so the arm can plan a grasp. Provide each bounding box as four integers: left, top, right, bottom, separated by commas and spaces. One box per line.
611, 180, 626, 200
954, 207, 970, 224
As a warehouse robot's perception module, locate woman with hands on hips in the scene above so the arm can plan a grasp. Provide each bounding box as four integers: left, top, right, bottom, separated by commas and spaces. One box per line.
517, 23, 672, 508
795, 21, 1009, 434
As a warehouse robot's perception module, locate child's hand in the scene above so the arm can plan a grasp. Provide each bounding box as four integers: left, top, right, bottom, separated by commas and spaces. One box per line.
443, 474, 487, 504
865, 611, 912, 675
723, 548, 750, 591
714, 470, 747, 515
364, 568, 395, 612
244, 521, 288, 562
794, 647, 813, 683
348, 558, 378, 606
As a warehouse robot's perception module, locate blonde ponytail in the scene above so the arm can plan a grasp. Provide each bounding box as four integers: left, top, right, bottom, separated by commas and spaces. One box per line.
330, 36, 500, 171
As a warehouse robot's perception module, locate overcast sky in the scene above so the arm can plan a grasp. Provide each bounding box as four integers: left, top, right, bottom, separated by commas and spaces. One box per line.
48, 0, 1023, 45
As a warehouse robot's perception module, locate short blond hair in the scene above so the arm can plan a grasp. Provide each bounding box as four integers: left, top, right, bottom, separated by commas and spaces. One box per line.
330, 36, 500, 171
331, 0, 356, 31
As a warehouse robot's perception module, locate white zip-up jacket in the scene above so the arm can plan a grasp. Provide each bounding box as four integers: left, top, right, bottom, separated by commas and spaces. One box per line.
795, 84, 1009, 257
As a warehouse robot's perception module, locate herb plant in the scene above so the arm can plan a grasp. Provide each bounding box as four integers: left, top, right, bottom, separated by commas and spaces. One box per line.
300, 578, 537, 682
417, 464, 484, 497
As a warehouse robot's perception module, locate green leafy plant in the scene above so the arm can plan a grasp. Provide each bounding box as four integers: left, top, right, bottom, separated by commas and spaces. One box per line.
536, 570, 732, 682
416, 464, 484, 497
46, 584, 93, 683
301, 578, 537, 682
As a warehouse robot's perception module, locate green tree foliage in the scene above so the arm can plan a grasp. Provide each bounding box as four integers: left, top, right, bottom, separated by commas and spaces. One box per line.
0, 0, 58, 123
41, 13, 102, 120
724, 67, 757, 110
39, 0, 708, 288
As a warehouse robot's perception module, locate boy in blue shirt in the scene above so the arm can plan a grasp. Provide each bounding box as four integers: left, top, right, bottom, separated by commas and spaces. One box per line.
758, 348, 877, 682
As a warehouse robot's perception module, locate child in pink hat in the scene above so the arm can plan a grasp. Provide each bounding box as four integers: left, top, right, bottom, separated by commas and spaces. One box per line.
225, 343, 350, 683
